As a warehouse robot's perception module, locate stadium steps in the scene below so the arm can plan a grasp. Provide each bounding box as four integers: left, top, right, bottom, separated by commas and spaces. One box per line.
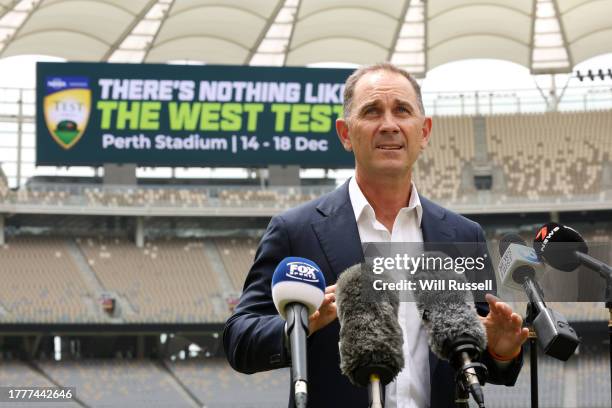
66, 239, 121, 322
202, 240, 235, 295
28, 360, 88, 407
158, 359, 204, 408
473, 115, 489, 163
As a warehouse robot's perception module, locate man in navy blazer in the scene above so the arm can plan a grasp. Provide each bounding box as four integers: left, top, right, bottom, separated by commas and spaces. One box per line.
224, 63, 528, 408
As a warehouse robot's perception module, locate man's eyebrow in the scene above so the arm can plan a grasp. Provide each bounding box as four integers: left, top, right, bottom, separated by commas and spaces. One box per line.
357, 100, 380, 113
395, 99, 415, 109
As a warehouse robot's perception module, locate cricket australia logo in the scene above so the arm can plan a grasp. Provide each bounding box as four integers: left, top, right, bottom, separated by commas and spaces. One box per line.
43, 76, 91, 149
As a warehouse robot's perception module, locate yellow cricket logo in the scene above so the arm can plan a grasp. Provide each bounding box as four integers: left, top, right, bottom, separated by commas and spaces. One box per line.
44, 87, 91, 149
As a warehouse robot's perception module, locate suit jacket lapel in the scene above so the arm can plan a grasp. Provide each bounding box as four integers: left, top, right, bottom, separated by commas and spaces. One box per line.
420, 195, 455, 243
311, 181, 364, 281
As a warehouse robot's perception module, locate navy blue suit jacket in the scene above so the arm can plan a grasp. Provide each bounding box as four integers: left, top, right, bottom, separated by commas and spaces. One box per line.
223, 181, 522, 408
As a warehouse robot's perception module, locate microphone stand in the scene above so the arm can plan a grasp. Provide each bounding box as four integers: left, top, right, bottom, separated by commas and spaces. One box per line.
574, 251, 612, 403
599, 262, 612, 406
525, 303, 539, 408
368, 374, 384, 408
608, 303, 612, 408
454, 381, 469, 408
286, 303, 310, 408
452, 339, 488, 408
603, 270, 612, 406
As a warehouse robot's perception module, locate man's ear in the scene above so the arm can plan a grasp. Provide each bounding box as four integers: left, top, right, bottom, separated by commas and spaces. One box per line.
420, 117, 433, 150
336, 118, 352, 152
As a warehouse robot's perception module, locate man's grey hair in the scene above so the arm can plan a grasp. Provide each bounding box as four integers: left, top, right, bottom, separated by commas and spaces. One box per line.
342, 62, 425, 119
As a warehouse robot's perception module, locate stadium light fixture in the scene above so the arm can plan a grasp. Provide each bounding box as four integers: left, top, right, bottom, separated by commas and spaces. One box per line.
575, 68, 612, 82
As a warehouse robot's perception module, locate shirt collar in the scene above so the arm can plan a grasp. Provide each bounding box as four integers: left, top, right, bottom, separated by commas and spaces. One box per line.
348, 176, 423, 227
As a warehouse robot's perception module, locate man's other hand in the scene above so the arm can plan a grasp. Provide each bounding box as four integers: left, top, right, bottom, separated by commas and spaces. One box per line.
309, 284, 337, 334
480, 293, 529, 360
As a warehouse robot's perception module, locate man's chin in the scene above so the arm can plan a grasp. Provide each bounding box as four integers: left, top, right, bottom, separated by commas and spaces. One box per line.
370, 163, 412, 178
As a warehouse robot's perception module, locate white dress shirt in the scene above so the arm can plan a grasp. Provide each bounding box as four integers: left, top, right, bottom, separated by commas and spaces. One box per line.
348, 176, 431, 408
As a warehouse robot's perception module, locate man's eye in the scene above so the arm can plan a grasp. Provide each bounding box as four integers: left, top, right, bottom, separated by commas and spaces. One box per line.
363, 107, 378, 115
397, 106, 410, 113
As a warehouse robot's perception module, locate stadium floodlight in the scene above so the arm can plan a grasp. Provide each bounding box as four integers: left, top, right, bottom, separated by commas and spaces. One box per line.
575, 68, 612, 82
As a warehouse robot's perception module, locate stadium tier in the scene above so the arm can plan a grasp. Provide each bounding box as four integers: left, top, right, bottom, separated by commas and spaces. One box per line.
0, 356, 289, 408
0, 237, 96, 323
83, 187, 209, 208
0, 232, 609, 324
0, 350, 609, 408
486, 111, 612, 198
77, 238, 226, 323
37, 359, 195, 407
0, 237, 233, 323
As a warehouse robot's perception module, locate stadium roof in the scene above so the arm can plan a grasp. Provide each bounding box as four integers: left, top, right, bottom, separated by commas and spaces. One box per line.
0, 0, 611, 76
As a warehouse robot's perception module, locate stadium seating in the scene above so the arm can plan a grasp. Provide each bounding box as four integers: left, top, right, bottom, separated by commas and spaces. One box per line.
83, 187, 208, 208
413, 115, 474, 200
486, 111, 612, 198
4, 349, 608, 407
78, 238, 226, 322
0, 360, 81, 407
38, 359, 194, 407
0, 234, 608, 323
0, 359, 55, 387
577, 345, 612, 407
484, 353, 565, 408
167, 358, 288, 407
214, 237, 258, 291
218, 187, 320, 208
0, 237, 97, 323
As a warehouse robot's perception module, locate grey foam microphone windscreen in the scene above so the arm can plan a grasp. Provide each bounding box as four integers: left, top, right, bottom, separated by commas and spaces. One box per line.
413, 252, 487, 360
336, 263, 404, 387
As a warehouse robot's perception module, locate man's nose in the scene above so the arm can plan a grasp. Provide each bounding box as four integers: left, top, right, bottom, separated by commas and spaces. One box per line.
379, 110, 400, 133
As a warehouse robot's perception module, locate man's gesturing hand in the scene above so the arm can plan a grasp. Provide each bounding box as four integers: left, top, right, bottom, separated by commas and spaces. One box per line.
480, 294, 529, 360
309, 284, 337, 335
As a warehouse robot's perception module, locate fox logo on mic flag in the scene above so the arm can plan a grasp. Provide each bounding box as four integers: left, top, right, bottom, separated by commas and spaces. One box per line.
272, 257, 326, 319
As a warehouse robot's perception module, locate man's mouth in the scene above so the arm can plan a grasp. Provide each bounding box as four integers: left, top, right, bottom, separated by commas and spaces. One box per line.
376, 145, 403, 150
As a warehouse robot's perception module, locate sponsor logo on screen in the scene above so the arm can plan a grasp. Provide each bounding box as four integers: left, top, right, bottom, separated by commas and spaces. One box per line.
43, 76, 91, 149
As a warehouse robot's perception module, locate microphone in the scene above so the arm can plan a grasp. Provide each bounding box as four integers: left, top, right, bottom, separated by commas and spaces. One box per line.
498, 234, 580, 361
336, 263, 404, 408
534, 222, 612, 279
272, 257, 326, 408
414, 251, 487, 408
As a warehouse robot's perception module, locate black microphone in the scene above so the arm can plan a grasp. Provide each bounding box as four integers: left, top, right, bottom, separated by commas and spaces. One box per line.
534, 222, 612, 279
336, 263, 404, 408
499, 234, 580, 361
414, 251, 487, 408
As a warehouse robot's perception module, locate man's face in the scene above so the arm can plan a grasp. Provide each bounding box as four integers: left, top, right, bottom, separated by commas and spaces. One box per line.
336, 70, 432, 180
